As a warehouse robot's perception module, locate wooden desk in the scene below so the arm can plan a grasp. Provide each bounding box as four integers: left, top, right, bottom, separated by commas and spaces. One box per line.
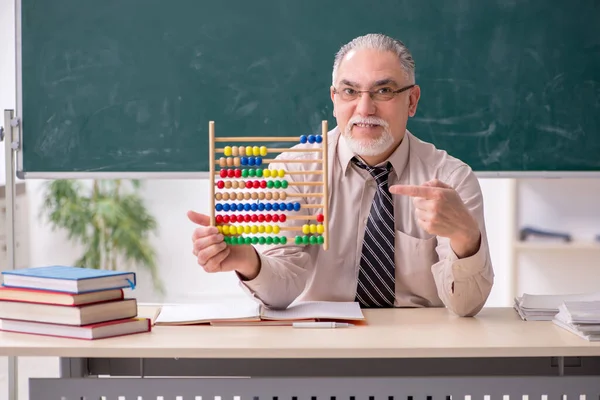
2, 307, 600, 400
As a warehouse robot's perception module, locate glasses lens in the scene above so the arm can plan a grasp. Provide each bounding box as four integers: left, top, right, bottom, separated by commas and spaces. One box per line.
372, 92, 395, 101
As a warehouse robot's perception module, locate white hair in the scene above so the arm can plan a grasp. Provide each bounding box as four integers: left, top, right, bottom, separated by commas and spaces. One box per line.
332, 33, 416, 85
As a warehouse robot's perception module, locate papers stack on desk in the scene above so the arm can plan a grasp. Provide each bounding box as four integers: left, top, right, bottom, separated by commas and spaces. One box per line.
514, 291, 600, 321
553, 301, 600, 341
0, 266, 151, 339
155, 300, 365, 326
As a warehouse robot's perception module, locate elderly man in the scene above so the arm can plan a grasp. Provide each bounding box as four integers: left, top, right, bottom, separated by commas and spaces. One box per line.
189, 33, 494, 317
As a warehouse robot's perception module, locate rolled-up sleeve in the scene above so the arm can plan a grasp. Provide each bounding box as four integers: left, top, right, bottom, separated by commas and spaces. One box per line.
431, 166, 494, 317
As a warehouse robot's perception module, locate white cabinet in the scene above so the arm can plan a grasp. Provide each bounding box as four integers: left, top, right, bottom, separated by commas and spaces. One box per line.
0, 182, 30, 270
510, 178, 600, 299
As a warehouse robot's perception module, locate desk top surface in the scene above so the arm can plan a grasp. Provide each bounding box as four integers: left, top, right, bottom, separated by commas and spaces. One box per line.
1, 307, 599, 359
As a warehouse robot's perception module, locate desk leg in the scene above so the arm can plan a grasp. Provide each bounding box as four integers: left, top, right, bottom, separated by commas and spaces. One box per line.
60, 358, 88, 378
8, 356, 17, 400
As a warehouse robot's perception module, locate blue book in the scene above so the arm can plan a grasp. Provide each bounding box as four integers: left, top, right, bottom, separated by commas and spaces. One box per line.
1, 266, 136, 294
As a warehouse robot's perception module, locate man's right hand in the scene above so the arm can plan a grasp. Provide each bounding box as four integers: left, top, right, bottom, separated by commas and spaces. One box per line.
187, 210, 261, 280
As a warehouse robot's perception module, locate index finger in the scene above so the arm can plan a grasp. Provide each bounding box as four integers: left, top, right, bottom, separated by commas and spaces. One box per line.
389, 184, 439, 199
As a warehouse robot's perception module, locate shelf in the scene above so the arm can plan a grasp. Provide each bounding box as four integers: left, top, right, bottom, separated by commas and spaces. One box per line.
514, 241, 600, 251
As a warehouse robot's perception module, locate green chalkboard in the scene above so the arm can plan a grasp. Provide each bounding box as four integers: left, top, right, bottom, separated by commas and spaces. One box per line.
19, 0, 600, 175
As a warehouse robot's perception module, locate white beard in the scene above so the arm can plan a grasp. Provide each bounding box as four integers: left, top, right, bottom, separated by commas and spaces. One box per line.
343, 116, 394, 157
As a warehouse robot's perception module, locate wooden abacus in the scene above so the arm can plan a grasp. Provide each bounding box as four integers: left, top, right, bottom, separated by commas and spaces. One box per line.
209, 121, 330, 250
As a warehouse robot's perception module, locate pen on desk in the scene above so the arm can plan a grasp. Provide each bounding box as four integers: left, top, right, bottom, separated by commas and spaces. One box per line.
292, 322, 353, 328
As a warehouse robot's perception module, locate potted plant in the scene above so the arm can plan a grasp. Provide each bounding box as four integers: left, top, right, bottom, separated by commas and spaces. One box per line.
40, 179, 164, 293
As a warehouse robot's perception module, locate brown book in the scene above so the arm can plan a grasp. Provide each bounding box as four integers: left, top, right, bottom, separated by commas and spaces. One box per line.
0, 298, 138, 326
0, 317, 151, 340
0, 287, 124, 306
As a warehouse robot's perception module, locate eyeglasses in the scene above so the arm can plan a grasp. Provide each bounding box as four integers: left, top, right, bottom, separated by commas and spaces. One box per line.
333, 84, 415, 102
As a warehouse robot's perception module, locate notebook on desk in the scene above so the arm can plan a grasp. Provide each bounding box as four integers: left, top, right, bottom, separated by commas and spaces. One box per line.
154, 301, 365, 326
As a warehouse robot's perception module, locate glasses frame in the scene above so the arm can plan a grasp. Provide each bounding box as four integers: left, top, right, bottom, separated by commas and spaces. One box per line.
333, 84, 416, 102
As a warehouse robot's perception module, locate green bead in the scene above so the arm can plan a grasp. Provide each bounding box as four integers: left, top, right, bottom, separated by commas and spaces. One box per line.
272, 236, 279, 244
224, 236, 230, 245
317, 236, 324, 244
280, 236, 287, 244
266, 237, 273, 244
281, 180, 288, 189
295, 235, 303, 245
249, 169, 256, 177
267, 181, 274, 188
245, 237, 252, 245
242, 169, 249, 178
274, 180, 281, 188
259, 237, 266, 244
309, 236, 317, 245
302, 235, 310, 244
256, 169, 263, 177
252, 237, 259, 244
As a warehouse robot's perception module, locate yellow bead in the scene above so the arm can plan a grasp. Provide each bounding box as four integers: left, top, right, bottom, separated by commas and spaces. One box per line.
237, 225, 244, 235
263, 169, 271, 178
260, 146, 268, 156
317, 224, 324, 234
265, 225, 273, 234
251, 225, 258, 234
216, 226, 223, 234
302, 224, 310, 234
309, 224, 317, 234
246, 146, 252, 156
258, 225, 265, 233
278, 169, 285, 178
253, 146, 260, 156
244, 225, 251, 234
222, 226, 230, 235
273, 225, 280, 234
224, 146, 232, 157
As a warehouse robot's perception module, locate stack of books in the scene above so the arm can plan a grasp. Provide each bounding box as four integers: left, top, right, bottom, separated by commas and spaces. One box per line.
0, 265, 151, 340
514, 291, 600, 321
553, 301, 600, 341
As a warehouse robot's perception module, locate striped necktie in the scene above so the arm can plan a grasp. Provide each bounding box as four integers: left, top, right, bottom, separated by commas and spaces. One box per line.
353, 157, 396, 308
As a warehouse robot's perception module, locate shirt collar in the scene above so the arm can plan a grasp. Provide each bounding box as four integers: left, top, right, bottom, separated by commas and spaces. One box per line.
338, 128, 410, 178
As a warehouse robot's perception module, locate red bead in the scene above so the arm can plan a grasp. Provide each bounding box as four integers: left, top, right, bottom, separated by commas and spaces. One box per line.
219, 170, 227, 178
258, 214, 265, 222
246, 181, 253, 189
223, 215, 230, 223
234, 169, 242, 178
273, 214, 280, 222
217, 181, 225, 189
251, 215, 258, 222
265, 214, 272, 222
260, 180, 267, 188
227, 169, 235, 178
280, 214, 286, 222
244, 214, 251, 222
253, 180, 260, 188
237, 215, 244, 223
216, 215, 223, 224
316, 214, 324, 223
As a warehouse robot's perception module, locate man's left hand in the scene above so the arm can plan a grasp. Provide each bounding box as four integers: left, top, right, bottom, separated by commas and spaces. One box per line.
389, 179, 481, 258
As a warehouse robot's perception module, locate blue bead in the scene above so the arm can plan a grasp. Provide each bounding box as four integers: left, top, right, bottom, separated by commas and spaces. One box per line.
237, 203, 244, 211
279, 202, 286, 209
251, 203, 258, 211
286, 202, 294, 211
240, 157, 248, 166
265, 203, 272, 211
258, 203, 265, 211
315, 135, 323, 143
308, 135, 316, 144
223, 204, 230, 212
244, 203, 251, 211
216, 204, 223, 211
246, 157, 253, 166
255, 157, 262, 166
300, 135, 307, 144
293, 202, 301, 211
272, 203, 280, 211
